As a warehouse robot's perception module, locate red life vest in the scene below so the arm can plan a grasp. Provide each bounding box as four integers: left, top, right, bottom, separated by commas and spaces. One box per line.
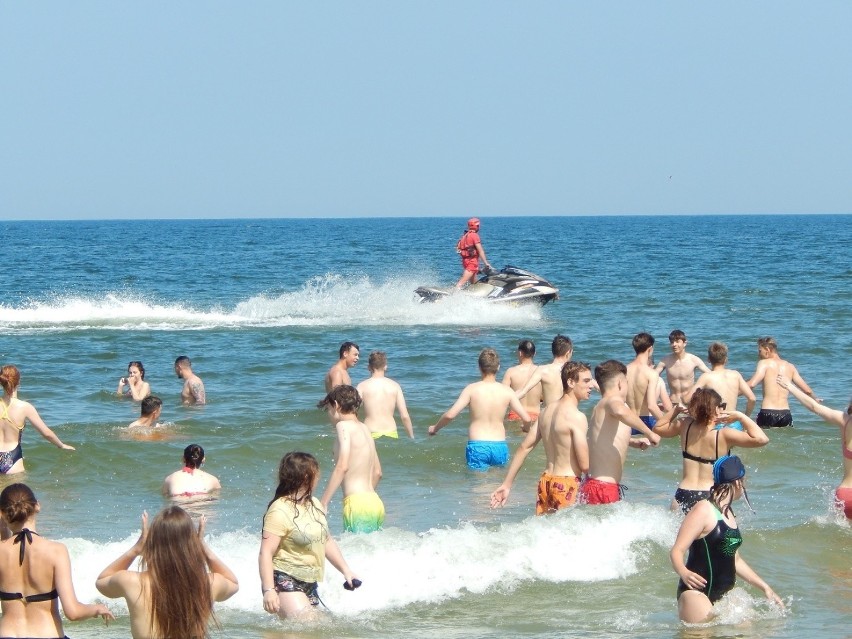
457, 230, 478, 258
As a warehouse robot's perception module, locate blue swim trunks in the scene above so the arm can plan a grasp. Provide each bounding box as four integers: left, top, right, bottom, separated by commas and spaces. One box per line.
465, 440, 509, 471
631, 415, 657, 436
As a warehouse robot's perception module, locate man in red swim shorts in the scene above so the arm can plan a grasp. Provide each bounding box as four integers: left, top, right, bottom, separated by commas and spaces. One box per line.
455, 217, 492, 288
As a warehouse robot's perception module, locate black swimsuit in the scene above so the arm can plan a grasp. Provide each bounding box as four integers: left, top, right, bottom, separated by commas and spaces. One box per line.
681, 420, 726, 465
0, 529, 59, 604
677, 504, 743, 603
675, 422, 730, 514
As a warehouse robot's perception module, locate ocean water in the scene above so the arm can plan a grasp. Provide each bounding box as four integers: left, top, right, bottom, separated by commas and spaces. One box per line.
0, 214, 849, 639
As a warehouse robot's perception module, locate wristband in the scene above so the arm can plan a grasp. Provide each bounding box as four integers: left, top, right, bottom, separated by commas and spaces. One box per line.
262, 587, 275, 594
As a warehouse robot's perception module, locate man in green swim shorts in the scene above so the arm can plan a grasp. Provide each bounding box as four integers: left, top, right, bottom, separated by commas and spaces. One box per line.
318, 385, 385, 533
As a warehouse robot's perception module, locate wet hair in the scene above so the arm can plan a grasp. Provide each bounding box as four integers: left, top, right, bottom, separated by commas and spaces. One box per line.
142, 506, 214, 639
140, 395, 162, 417
708, 342, 728, 366
632, 332, 655, 354
594, 360, 627, 391
183, 444, 205, 469
562, 361, 591, 391
478, 348, 500, 375
688, 388, 723, 425
174, 355, 191, 369
339, 341, 359, 359
0, 483, 37, 525
317, 384, 362, 413
368, 351, 387, 371
669, 329, 686, 343
517, 340, 536, 358
266, 451, 320, 510
551, 334, 573, 357
128, 361, 146, 380
0, 365, 21, 396
757, 336, 778, 353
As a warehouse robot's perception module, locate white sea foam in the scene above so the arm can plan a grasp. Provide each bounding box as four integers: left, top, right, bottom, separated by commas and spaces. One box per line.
64, 503, 674, 618
0, 275, 545, 332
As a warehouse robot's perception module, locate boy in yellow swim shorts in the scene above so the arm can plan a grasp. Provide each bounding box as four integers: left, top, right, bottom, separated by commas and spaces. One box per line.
319, 385, 385, 533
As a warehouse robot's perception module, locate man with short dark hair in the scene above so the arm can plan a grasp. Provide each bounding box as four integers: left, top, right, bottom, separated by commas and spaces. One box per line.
174, 356, 205, 405
325, 341, 360, 392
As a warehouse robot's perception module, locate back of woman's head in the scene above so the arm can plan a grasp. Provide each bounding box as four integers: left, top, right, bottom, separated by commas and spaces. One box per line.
143, 506, 213, 639
0, 483, 37, 524
268, 452, 319, 509
688, 388, 722, 425
183, 444, 204, 469
0, 365, 21, 396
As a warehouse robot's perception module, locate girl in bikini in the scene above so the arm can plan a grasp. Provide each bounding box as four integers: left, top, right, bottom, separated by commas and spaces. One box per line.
0, 365, 75, 475
116, 361, 151, 401
0, 483, 112, 639
654, 388, 768, 513
778, 375, 852, 518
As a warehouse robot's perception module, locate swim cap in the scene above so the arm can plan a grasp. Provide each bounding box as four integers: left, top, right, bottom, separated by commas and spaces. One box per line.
467, 217, 480, 230
712, 455, 745, 485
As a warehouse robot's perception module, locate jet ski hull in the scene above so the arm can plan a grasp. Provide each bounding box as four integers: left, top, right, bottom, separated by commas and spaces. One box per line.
415, 266, 558, 306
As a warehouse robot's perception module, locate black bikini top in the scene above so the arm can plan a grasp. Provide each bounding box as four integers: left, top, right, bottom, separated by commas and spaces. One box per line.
682, 421, 726, 465
0, 529, 59, 603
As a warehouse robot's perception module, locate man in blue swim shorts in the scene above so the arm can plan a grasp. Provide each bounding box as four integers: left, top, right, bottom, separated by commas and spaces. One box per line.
626, 333, 667, 436
429, 348, 531, 471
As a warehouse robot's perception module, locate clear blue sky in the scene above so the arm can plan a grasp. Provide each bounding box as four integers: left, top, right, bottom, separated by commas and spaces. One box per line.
2, 2, 850, 220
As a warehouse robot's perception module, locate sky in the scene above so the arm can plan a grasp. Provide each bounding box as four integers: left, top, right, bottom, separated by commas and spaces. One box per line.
2, 2, 851, 220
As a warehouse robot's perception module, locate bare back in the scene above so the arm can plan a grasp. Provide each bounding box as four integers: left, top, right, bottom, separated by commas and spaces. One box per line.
163, 468, 220, 497
325, 363, 351, 393
0, 536, 65, 638
752, 358, 796, 409
697, 369, 749, 412
587, 398, 633, 483
467, 381, 516, 440
337, 419, 380, 495
626, 362, 658, 416
357, 377, 402, 434
503, 363, 542, 412
0, 398, 25, 450
537, 363, 566, 406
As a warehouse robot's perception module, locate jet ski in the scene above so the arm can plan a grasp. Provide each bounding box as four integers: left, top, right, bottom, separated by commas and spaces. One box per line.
415, 266, 559, 306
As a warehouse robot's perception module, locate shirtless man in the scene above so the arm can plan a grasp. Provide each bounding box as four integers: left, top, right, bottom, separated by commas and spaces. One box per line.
429, 348, 531, 471
128, 396, 162, 428
626, 333, 665, 431
581, 360, 661, 505
319, 385, 384, 533
174, 356, 206, 405
325, 341, 360, 392
491, 361, 593, 514
684, 342, 756, 421
356, 351, 414, 440
655, 330, 709, 403
747, 336, 817, 428
502, 339, 542, 432
516, 334, 573, 409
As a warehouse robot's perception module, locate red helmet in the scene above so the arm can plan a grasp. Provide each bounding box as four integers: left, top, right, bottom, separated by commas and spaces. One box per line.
467, 217, 480, 230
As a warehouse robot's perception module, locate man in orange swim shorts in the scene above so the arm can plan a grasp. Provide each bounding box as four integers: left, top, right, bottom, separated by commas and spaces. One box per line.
502, 340, 541, 432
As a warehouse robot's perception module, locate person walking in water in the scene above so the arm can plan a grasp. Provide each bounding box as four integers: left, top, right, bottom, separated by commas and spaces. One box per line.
455, 217, 493, 288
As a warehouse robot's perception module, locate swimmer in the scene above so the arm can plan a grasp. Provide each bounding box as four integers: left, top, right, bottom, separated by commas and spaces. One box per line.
356, 351, 414, 439
655, 330, 710, 404
0, 365, 75, 475
777, 375, 852, 518
162, 444, 222, 498
501, 339, 542, 433
581, 360, 661, 505
654, 389, 768, 513
318, 385, 384, 533
174, 356, 206, 405
626, 332, 665, 430
429, 348, 531, 471
128, 395, 163, 428
684, 342, 756, 420
671, 455, 783, 622
117, 361, 151, 401
325, 342, 359, 392
491, 361, 592, 514
747, 337, 816, 428
515, 334, 574, 409
259, 452, 359, 620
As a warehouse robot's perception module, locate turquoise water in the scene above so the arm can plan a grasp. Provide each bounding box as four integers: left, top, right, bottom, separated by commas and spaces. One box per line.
0, 215, 849, 638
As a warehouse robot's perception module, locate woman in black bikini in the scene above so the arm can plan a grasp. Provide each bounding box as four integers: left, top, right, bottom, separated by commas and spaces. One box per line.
655, 388, 768, 513
670, 455, 783, 622
0, 483, 112, 639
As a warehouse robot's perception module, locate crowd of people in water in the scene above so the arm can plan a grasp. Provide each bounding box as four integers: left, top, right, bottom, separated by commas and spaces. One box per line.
0, 328, 849, 637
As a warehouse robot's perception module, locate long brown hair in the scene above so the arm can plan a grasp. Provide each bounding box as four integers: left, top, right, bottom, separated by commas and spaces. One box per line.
142, 506, 215, 639
688, 388, 723, 425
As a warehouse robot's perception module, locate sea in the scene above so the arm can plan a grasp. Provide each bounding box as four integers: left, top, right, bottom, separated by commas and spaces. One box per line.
0, 214, 849, 639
